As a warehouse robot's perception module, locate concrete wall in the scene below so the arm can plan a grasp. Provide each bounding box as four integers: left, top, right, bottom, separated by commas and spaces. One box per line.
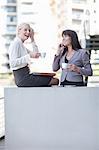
4, 87, 99, 150
0, 97, 5, 138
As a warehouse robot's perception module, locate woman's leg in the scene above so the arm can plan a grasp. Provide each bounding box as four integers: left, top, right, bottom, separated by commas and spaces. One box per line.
18, 74, 59, 87
14, 70, 59, 87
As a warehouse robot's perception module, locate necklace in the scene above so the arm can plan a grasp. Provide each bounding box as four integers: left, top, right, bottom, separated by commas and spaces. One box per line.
66, 50, 75, 60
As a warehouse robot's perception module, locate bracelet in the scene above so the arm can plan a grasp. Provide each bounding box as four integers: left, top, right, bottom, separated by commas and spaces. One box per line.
55, 54, 60, 56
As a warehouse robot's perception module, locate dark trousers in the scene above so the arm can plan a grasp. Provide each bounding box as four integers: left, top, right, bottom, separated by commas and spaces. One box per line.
60, 79, 84, 87
13, 66, 52, 87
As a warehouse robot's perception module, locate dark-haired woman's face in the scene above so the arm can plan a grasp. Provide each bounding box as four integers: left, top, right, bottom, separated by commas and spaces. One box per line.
62, 35, 71, 47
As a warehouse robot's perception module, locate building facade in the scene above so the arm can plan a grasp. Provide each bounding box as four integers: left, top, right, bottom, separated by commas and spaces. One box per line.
49, 0, 98, 46
0, 0, 98, 73
0, 0, 17, 73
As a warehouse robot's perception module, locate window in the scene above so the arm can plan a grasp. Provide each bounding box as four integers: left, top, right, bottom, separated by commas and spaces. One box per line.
72, 9, 83, 14
5, 35, 15, 47
4, 6, 16, 12
72, 19, 81, 25
7, 16, 17, 22
94, 10, 96, 13
8, 0, 16, 3
72, 9, 83, 20
22, 2, 33, 5
6, 25, 16, 32
22, 12, 34, 15
72, 0, 86, 3
5, 42, 10, 49
6, 35, 15, 40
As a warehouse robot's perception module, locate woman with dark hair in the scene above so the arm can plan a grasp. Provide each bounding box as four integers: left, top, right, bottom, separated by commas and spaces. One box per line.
53, 29, 93, 86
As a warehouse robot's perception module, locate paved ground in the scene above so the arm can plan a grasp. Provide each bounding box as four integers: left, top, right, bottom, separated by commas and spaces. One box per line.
0, 137, 5, 150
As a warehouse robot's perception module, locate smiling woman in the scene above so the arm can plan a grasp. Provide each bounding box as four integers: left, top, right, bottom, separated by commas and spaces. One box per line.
8, 23, 59, 87
17, 23, 31, 42
53, 29, 93, 86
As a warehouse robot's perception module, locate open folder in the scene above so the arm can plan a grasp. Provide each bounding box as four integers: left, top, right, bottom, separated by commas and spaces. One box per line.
33, 72, 56, 77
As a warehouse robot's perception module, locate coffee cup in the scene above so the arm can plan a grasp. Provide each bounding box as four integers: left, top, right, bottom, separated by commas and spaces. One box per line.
62, 63, 68, 69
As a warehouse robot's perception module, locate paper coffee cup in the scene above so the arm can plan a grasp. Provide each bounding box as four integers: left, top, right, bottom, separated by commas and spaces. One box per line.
62, 63, 67, 69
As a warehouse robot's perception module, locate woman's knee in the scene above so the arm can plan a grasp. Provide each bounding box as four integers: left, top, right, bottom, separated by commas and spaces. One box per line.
49, 78, 59, 86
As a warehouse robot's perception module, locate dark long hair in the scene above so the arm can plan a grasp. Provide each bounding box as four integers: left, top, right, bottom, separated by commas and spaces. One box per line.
62, 29, 82, 56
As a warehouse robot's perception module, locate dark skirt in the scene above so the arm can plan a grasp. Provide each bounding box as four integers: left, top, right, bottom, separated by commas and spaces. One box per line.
13, 66, 52, 87
60, 79, 84, 87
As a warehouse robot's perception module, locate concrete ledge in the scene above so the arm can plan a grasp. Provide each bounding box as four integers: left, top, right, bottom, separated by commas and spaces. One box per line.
4, 87, 99, 150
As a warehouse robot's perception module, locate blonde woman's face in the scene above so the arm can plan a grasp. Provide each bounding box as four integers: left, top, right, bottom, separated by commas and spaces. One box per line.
18, 24, 31, 42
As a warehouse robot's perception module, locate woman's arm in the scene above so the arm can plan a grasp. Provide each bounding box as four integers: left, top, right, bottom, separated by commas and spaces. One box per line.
10, 54, 30, 69
52, 55, 61, 71
31, 41, 39, 52
30, 27, 39, 52
67, 51, 93, 76
52, 44, 64, 72
26, 27, 40, 58
27, 50, 40, 58
79, 51, 93, 76
9, 41, 31, 69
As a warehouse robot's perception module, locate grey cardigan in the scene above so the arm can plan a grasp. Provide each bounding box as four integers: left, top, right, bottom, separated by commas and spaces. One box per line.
53, 49, 93, 82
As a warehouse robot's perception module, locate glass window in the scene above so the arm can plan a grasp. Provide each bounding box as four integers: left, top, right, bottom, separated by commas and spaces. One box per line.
72, 9, 83, 14
6, 35, 15, 41
72, 9, 83, 20
6, 25, 16, 32
72, 0, 86, 3
7, 16, 17, 22
72, 19, 81, 25
4, 6, 16, 12
22, 2, 32, 5
5, 43, 10, 49
8, 0, 16, 3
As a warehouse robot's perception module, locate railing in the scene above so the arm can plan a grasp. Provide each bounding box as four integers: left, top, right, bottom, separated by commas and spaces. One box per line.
0, 97, 5, 139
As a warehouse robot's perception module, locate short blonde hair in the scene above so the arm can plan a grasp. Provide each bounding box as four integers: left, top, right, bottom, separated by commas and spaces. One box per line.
17, 23, 31, 35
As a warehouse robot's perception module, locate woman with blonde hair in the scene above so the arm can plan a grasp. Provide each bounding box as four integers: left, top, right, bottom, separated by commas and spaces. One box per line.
9, 23, 59, 87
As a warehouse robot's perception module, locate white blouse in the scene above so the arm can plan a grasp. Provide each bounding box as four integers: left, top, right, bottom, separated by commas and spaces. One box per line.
8, 37, 38, 70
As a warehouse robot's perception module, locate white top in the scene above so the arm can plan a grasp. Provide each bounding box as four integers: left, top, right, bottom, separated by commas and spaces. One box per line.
8, 37, 38, 70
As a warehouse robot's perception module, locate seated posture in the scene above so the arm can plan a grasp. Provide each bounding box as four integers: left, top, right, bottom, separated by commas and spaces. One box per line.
9, 23, 59, 87
53, 29, 93, 86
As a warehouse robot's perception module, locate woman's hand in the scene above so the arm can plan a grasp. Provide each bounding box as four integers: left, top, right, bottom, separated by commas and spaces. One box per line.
29, 51, 40, 58
29, 28, 34, 42
55, 44, 64, 56
67, 64, 80, 73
